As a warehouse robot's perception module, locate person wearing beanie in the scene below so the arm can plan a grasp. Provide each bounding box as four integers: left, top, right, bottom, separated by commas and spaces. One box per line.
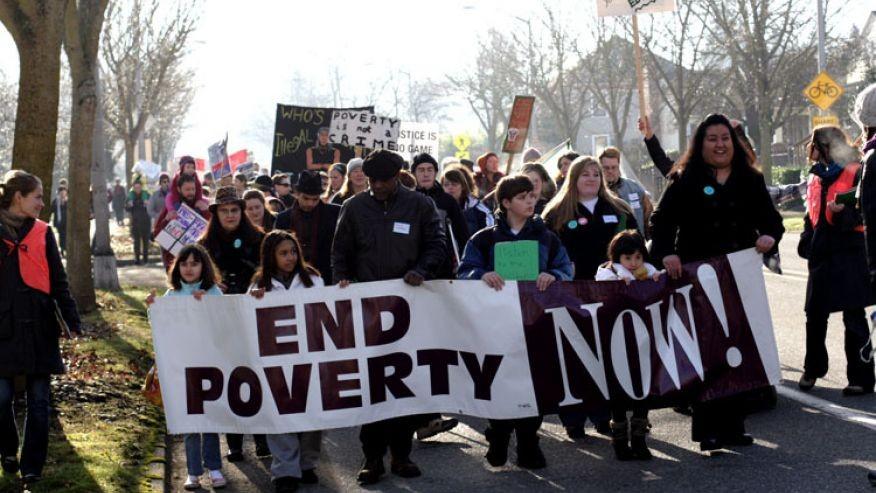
522, 147, 542, 163
332, 149, 446, 486
323, 163, 347, 203
330, 157, 367, 206
411, 152, 470, 277
275, 170, 340, 287
164, 156, 208, 221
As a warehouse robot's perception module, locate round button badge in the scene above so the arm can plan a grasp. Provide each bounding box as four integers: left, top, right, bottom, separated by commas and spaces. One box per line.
578, 217, 588, 226
567, 219, 578, 230
704, 186, 715, 196
233, 238, 242, 249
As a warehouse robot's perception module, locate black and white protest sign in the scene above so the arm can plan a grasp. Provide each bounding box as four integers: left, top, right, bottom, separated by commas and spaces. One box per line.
328, 110, 401, 150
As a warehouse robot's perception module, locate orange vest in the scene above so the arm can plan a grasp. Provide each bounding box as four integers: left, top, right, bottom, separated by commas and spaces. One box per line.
2, 220, 51, 294
807, 163, 864, 232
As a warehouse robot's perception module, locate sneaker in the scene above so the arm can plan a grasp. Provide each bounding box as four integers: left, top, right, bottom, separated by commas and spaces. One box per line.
273, 476, 299, 493
842, 385, 874, 396
798, 375, 817, 391
416, 417, 459, 440
357, 457, 385, 485
390, 458, 422, 478
209, 470, 227, 489
300, 468, 318, 484
183, 475, 200, 491
1, 456, 18, 474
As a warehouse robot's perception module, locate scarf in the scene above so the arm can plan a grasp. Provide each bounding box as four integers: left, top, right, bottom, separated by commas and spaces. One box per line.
810, 161, 844, 185
0, 208, 25, 241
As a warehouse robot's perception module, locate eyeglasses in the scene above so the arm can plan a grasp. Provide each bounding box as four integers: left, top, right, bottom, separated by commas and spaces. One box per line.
277, 182, 291, 187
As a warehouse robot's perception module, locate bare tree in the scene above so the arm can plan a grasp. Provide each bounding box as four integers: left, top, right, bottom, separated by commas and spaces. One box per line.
641, 1, 718, 153
509, 6, 590, 142
101, 0, 197, 186
447, 29, 518, 152
701, 0, 818, 182
0, 0, 70, 209
387, 73, 451, 123
64, 0, 109, 309
148, 63, 195, 167
577, 20, 638, 157
91, 68, 119, 290
0, 70, 16, 171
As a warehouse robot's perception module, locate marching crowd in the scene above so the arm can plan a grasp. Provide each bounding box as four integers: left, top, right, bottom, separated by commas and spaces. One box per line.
1, 82, 876, 491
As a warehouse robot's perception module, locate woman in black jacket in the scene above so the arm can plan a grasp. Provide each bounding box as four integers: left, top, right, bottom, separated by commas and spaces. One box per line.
198, 186, 267, 461
542, 155, 636, 441
0, 171, 81, 485
797, 125, 874, 396
649, 114, 784, 452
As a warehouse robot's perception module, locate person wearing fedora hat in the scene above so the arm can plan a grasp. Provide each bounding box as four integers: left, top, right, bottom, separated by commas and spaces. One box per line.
332, 149, 446, 485
275, 170, 340, 288
199, 186, 269, 462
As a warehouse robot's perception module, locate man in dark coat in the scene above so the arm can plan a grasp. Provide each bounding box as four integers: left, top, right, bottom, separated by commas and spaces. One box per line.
411, 153, 469, 279
275, 170, 340, 284
331, 150, 446, 486
50, 186, 68, 256
111, 178, 126, 226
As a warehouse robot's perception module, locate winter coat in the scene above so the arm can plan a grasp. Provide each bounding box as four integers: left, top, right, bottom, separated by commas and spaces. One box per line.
127, 190, 152, 233
416, 183, 470, 278
649, 165, 784, 264
275, 201, 340, 284
165, 281, 223, 298
249, 273, 325, 294
546, 200, 638, 280
0, 218, 81, 377
331, 185, 446, 283
800, 162, 872, 313
462, 196, 495, 236
148, 188, 169, 220
457, 214, 573, 281
200, 228, 264, 295
859, 136, 876, 284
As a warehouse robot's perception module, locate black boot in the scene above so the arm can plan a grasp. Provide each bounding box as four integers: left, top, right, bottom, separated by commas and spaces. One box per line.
484, 427, 510, 467
515, 435, 546, 470
610, 420, 634, 461
357, 457, 385, 485
630, 417, 652, 460
868, 469, 876, 486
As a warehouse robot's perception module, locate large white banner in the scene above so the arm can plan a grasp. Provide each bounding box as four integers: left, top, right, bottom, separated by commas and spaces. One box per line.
149, 249, 780, 435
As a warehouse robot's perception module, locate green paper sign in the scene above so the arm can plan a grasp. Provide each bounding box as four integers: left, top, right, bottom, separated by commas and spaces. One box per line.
494, 240, 539, 281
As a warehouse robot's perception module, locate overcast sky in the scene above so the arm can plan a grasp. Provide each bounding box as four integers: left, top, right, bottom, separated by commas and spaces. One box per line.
0, 0, 873, 165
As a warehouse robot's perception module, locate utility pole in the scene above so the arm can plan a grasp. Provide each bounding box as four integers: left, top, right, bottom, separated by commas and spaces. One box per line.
817, 0, 826, 73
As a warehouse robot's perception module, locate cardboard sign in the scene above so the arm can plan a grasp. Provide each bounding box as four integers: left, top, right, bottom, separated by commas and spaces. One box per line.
495, 240, 539, 281
329, 110, 401, 150
396, 122, 440, 160
271, 104, 373, 174
596, 0, 677, 17
208, 136, 231, 179
155, 203, 208, 256
502, 96, 536, 154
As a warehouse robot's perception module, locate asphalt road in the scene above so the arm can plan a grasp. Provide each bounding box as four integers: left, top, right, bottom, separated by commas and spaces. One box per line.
163, 232, 876, 492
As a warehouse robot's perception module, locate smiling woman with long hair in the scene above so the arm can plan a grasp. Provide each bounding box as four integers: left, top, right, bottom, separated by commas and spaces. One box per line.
649, 113, 784, 453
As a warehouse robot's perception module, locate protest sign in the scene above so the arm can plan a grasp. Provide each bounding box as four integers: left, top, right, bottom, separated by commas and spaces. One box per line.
154, 203, 208, 257
329, 110, 401, 150
208, 135, 231, 179
502, 96, 536, 155
228, 149, 249, 172
596, 0, 677, 17
271, 104, 373, 174
150, 248, 780, 434
495, 240, 539, 281
396, 122, 440, 160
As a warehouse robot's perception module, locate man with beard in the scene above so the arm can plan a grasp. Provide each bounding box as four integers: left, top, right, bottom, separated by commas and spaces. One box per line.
152, 174, 211, 271
275, 170, 340, 284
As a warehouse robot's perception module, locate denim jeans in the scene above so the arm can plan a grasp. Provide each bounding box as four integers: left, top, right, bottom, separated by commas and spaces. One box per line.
184, 433, 221, 476
0, 375, 51, 476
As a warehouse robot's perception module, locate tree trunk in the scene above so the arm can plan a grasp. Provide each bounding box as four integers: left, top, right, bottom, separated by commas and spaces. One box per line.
92, 70, 119, 291
676, 115, 689, 155
125, 136, 135, 186
64, 0, 109, 311
758, 118, 774, 185
0, 1, 69, 220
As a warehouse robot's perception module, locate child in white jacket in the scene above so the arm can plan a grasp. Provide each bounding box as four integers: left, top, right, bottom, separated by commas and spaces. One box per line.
249, 230, 324, 493
595, 230, 661, 462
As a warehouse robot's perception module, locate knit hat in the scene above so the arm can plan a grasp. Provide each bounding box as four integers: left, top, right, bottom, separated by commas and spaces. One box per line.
179, 155, 196, 169
347, 157, 364, 174
411, 153, 439, 174
254, 174, 274, 193
209, 186, 245, 213
362, 150, 403, 180
522, 147, 542, 163
296, 170, 324, 196
854, 83, 876, 128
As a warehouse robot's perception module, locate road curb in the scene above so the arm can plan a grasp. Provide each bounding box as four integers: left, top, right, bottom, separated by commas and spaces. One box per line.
147, 431, 169, 493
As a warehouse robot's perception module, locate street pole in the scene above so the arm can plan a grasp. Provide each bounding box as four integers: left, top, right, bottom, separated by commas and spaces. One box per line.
817, 0, 826, 73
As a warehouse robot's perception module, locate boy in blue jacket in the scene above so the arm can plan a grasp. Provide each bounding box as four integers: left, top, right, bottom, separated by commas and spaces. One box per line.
458, 174, 573, 469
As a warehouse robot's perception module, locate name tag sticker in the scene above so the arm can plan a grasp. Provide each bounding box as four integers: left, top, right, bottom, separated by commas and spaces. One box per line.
603, 215, 618, 224
393, 222, 411, 235
630, 200, 641, 209
628, 193, 639, 201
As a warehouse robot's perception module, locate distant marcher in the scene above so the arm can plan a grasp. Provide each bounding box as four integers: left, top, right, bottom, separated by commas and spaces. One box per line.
152, 174, 212, 271
412, 152, 469, 276
50, 186, 68, 256
521, 162, 556, 214
554, 151, 579, 190
474, 152, 504, 200
598, 147, 652, 238
165, 156, 209, 220
272, 174, 295, 209
330, 158, 367, 206
441, 164, 495, 236
243, 189, 276, 233
522, 147, 541, 164
148, 173, 171, 227
323, 163, 346, 203
127, 182, 152, 265
233, 172, 248, 197
111, 178, 126, 226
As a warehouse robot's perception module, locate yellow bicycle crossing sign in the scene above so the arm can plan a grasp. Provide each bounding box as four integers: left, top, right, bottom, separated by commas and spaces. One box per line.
804, 71, 844, 111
